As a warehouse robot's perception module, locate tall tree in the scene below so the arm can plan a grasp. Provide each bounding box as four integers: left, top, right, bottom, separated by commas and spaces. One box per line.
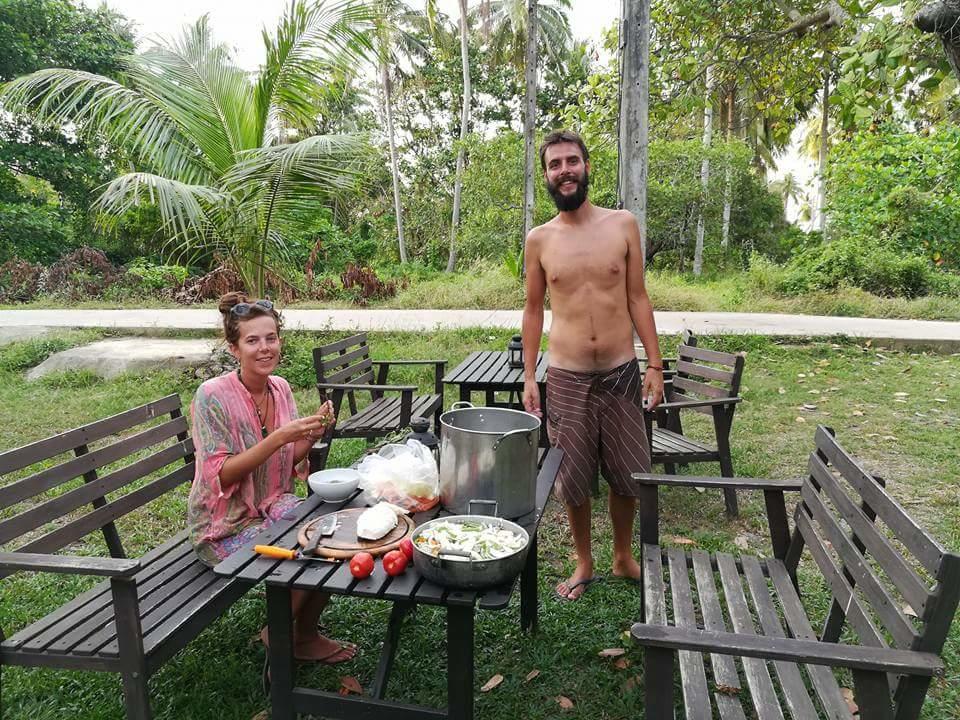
2, 1, 374, 296
618, 0, 651, 259
720, 88, 734, 247
523, 0, 538, 247
692, 65, 713, 277
447, 0, 471, 272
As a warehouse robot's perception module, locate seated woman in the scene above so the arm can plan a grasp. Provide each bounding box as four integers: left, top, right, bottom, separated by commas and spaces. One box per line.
187, 291, 355, 664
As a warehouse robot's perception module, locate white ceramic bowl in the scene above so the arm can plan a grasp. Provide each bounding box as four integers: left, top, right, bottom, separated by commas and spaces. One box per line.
308, 468, 361, 501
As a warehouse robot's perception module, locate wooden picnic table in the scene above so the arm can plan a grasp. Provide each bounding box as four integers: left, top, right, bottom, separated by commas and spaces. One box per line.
213, 447, 562, 720
442, 350, 548, 406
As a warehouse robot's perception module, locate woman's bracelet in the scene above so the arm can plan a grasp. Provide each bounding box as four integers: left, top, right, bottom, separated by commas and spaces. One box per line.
646, 365, 664, 372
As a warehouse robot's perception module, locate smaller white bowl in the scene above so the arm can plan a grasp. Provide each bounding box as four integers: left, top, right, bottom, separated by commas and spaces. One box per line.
308, 468, 361, 501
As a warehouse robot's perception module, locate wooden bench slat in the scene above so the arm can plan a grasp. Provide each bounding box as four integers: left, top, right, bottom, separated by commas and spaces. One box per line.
675, 360, 736, 384
6, 531, 191, 650
1, 440, 193, 547
801, 481, 918, 649
796, 509, 889, 649
316, 558, 357, 593
643, 543, 667, 625
679, 345, 741, 367
814, 427, 943, 574
666, 547, 711, 720
740, 555, 821, 720
689, 550, 746, 720
413, 578, 446, 605
320, 345, 370, 374
808, 454, 930, 617
380, 567, 423, 601
715, 552, 785, 720
324, 360, 374, 386
22, 538, 198, 653
463, 351, 502, 385
18, 463, 194, 555
766, 561, 854, 720
0, 395, 181, 475
314, 333, 366, 358
671, 375, 731, 400
0, 416, 188, 511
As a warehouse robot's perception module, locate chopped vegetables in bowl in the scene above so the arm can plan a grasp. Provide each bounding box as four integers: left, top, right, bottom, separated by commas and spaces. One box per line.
414, 520, 526, 561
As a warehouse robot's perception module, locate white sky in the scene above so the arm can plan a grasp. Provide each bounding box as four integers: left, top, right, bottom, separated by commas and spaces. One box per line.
95, 0, 620, 72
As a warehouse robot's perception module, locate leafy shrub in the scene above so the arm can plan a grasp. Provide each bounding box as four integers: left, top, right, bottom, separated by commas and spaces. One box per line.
40, 246, 121, 300
0, 201, 73, 263
780, 236, 934, 297
0, 258, 44, 302
340, 264, 400, 305
126, 259, 189, 290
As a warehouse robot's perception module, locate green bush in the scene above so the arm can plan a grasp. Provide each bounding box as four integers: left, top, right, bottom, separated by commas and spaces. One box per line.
0, 201, 73, 263
0, 337, 73, 371
780, 236, 935, 298
126, 259, 189, 290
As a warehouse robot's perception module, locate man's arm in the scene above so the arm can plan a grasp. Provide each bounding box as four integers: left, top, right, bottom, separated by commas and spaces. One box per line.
622, 212, 663, 407
521, 229, 546, 415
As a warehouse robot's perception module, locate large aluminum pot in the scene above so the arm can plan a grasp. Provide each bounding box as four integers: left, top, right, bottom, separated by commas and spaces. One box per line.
439, 402, 540, 519
411, 513, 530, 589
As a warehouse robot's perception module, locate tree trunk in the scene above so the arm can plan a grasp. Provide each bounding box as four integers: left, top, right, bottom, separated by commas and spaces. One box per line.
446, 0, 472, 273
618, 0, 650, 261
817, 69, 829, 233
693, 65, 713, 277
522, 0, 538, 253
382, 62, 407, 263
721, 88, 734, 249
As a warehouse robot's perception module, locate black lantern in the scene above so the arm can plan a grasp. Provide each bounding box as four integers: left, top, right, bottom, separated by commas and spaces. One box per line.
507, 334, 524, 369
406, 416, 440, 465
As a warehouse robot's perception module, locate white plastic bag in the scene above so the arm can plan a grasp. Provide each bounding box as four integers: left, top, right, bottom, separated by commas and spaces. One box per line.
356, 439, 439, 512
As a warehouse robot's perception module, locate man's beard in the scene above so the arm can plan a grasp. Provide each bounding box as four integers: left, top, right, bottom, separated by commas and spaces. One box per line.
547, 170, 589, 211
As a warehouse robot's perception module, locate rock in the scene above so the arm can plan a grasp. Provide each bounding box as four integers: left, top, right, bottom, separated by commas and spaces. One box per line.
26, 338, 219, 380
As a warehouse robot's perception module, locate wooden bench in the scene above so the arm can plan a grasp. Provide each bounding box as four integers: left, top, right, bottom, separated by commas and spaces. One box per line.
313, 333, 445, 459
631, 426, 960, 720
649, 342, 745, 516
0, 395, 252, 720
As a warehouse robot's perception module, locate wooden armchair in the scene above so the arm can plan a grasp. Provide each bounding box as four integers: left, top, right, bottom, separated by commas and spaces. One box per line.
631, 427, 959, 720
313, 333, 445, 457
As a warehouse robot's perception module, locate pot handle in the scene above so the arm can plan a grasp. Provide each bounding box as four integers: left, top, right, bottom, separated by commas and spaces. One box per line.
468, 498, 499, 517
437, 548, 474, 567
451, 401, 474, 410
492, 427, 533, 451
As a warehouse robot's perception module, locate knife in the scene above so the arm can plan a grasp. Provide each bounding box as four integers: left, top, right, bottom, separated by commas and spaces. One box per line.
305, 513, 338, 556
253, 545, 339, 562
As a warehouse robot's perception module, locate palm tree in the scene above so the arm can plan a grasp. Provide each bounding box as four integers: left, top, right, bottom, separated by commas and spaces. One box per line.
470, 0, 571, 70
768, 172, 804, 222
373, 0, 432, 264
447, 0, 471, 272
1, 0, 374, 296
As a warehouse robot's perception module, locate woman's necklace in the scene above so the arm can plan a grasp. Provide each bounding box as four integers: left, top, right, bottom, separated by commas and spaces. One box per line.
239, 370, 272, 438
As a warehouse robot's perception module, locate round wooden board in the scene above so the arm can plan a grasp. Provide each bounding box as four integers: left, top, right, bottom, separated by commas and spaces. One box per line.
298, 508, 414, 559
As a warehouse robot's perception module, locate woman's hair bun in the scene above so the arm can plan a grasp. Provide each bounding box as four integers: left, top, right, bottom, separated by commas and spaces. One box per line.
218, 291, 250, 316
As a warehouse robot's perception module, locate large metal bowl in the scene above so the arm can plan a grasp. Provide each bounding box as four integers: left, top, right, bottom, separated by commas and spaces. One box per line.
411, 514, 530, 590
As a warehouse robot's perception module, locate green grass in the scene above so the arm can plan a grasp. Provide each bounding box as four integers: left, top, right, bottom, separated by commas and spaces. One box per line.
8, 263, 960, 320
1, 331, 959, 719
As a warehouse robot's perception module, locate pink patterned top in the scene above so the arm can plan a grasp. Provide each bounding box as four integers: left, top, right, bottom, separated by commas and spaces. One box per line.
187, 371, 307, 561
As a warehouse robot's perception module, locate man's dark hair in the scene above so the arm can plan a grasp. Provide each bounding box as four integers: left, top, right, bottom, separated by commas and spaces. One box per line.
539, 130, 589, 170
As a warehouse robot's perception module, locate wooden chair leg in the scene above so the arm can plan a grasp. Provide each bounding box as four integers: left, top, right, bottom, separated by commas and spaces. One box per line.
644, 647, 675, 720
718, 454, 738, 518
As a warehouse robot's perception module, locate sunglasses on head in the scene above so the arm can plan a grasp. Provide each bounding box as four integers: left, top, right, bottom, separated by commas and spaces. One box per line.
231, 299, 274, 317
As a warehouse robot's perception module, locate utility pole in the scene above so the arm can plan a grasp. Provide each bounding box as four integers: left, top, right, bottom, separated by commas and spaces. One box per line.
618, 0, 650, 260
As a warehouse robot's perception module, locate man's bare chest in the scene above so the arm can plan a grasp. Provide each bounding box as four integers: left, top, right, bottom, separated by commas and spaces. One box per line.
542, 237, 628, 292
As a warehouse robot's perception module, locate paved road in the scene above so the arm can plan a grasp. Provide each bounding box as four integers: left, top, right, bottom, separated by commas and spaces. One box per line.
1, 309, 958, 346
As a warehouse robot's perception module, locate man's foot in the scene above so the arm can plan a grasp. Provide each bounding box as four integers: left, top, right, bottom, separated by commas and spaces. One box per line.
555, 573, 603, 601
611, 555, 642, 583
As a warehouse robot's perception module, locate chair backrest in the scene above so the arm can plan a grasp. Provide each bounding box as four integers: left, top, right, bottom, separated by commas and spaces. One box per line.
0, 395, 194, 560
669, 344, 745, 415
312, 333, 376, 412
680, 328, 697, 347
788, 426, 960, 718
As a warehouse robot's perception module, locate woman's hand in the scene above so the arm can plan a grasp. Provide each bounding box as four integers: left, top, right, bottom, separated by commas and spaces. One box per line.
281, 406, 334, 444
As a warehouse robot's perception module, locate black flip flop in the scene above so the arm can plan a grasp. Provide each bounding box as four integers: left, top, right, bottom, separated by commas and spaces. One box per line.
555, 575, 603, 601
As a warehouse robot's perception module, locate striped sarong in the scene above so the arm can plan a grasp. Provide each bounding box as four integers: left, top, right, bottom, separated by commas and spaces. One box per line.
545, 359, 651, 506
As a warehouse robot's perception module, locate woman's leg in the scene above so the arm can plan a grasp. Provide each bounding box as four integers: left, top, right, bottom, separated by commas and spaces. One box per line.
261, 590, 356, 663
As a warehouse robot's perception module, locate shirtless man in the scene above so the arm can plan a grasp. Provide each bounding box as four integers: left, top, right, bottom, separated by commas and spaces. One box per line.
522, 129, 664, 601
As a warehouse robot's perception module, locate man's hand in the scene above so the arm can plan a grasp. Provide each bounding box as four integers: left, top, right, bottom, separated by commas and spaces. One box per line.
522, 379, 542, 417
642, 368, 664, 411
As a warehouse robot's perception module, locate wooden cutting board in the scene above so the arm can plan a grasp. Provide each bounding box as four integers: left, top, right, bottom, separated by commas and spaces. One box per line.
298, 508, 414, 559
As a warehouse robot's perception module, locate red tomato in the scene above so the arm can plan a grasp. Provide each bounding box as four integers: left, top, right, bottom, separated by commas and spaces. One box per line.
399, 538, 414, 561
349, 552, 375, 579
382, 549, 408, 576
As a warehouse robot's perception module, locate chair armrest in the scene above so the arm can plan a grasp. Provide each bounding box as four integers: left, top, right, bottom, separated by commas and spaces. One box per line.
316, 382, 417, 393
373, 360, 447, 367
0, 551, 140, 578
632, 473, 803, 491
657, 396, 742, 411
630, 624, 944, 677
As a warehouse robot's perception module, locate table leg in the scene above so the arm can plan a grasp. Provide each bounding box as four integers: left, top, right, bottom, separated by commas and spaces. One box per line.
447, 605, 474, 720
370, 601, 413, 700
266, 584, 296, 720
459, 385, 471, 403
520, 535, 538, 633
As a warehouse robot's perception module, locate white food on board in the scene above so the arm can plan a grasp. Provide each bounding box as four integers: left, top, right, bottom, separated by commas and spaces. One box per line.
356, 503, 399, 540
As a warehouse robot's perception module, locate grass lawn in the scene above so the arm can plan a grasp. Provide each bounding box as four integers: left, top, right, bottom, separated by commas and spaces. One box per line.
1, 330, 959, 719
6, 263, 960, 321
